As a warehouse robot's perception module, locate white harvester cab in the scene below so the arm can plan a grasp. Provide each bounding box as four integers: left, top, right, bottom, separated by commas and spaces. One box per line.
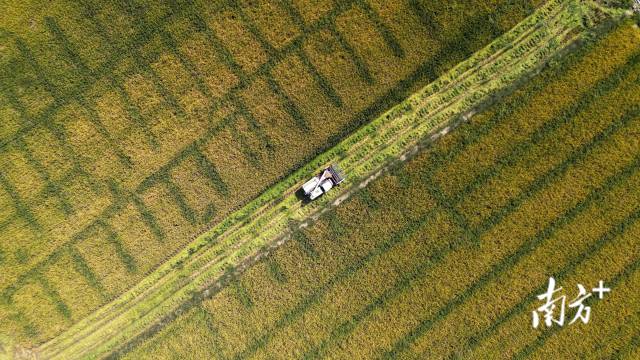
301, 164, 345, 200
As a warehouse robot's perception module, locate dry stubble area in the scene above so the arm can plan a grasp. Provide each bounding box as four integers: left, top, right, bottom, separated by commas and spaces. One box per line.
0, 0, 542, 349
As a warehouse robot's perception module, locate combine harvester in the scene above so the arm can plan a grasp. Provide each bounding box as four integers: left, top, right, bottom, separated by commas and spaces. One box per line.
301, 164, 345, 200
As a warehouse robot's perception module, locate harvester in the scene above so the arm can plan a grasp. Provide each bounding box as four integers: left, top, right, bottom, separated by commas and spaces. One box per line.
300, 164, 345, 201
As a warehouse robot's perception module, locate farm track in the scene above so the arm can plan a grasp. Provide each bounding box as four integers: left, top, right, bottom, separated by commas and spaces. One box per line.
35, 1, 607, 359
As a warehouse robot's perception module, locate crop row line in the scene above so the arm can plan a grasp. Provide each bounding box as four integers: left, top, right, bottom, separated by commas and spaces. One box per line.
233, 205, 440, 360
383, 129, 640, 358
315, 178, 640, 360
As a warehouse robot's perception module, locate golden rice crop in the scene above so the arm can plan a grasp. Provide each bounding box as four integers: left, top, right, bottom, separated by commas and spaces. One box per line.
432, 21, 640, 200
407, 169, 640, 358
469, 220, 640, 359
530, 252, 640, 359
5, 0, 530, 346
120, 19, 640, 360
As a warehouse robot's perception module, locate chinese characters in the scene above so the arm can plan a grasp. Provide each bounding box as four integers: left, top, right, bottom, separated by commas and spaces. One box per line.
532, 277, 610, 328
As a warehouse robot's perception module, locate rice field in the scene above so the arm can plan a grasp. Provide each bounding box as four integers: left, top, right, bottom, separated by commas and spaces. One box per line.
0, 0, 543, 351
2, 0, 638, 359
30, 1, 592, 357
121, 19, 640, 360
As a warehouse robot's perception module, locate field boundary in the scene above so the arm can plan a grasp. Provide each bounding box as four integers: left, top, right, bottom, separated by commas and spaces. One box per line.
33, 1, 623, 359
